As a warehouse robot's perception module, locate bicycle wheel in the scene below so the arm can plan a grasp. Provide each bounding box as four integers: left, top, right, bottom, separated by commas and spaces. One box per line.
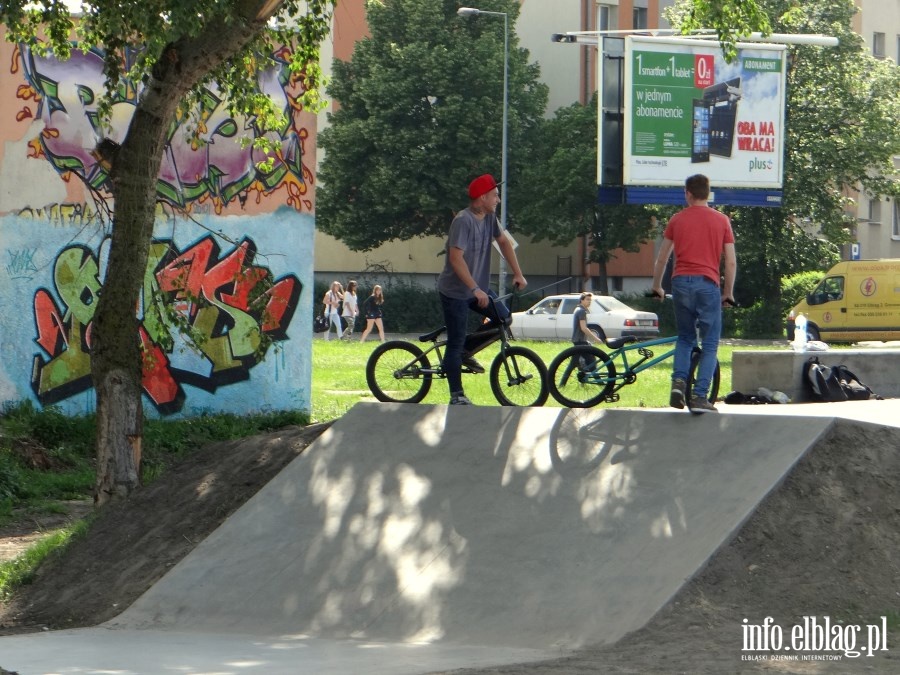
686, 348, 720, 405
366, 341, 433, 403
547, 345, 616, 408
489, 346, 549, 407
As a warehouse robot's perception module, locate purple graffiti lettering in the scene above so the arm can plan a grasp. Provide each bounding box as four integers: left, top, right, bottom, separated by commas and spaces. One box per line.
16, 44, 312, 211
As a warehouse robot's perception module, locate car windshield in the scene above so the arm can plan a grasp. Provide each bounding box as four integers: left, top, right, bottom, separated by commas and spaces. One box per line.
593, 296, 630, 312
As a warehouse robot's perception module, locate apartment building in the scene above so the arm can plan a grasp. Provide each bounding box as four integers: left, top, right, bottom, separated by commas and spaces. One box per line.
852, 0, 900, 259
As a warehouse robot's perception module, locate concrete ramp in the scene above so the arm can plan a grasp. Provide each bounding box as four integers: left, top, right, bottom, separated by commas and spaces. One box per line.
0, 403, 836, 673
113, 403, 831, 648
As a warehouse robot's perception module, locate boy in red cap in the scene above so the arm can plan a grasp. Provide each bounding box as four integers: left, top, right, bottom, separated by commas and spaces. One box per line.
436, 174, 527, 405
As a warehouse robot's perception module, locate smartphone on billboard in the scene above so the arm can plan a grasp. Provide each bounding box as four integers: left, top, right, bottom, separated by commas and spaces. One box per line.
691, 99, 709, 163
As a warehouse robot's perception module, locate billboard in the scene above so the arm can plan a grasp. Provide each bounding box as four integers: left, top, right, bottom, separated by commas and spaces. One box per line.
624, 36, 787, 189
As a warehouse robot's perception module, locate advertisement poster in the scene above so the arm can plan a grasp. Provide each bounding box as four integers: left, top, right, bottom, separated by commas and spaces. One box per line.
624, 36, 786, 188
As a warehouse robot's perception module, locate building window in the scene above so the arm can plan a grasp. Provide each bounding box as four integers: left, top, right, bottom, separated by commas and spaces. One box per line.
869, 197, 882, 223
633, 7, 648, 30
893, 200, 900, 239
873, 32, 886, 57
598, 5, 610, 32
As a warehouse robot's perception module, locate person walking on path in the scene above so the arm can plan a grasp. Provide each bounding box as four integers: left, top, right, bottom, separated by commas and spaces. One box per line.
651, 173, 736, 413
359, 285, 386, 343
341, 280, 359, 340
436, 173, 526, 406
322, 281, 344, 341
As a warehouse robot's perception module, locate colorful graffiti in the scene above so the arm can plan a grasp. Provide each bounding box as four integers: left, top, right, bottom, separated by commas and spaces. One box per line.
31, 236, 301, 414
13, 42, 314, 213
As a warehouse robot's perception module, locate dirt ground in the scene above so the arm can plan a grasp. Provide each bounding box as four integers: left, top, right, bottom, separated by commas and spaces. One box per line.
1, 416, 899, 675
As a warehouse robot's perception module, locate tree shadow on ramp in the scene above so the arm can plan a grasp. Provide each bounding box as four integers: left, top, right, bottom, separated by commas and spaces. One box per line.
108, 403, 833, 657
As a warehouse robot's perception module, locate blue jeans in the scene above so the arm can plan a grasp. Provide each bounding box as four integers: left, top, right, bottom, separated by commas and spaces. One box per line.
671, 275, 721, 398
439, 290, 510, 395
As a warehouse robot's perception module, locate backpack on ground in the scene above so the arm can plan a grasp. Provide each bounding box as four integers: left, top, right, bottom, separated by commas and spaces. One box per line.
803, 356, 847, 402
833, 364, 881, 400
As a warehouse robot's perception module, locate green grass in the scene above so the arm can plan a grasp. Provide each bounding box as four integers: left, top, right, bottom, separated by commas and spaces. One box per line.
311, 336, 746, 420
0, 518, 90, 601
0, 401, 310, 520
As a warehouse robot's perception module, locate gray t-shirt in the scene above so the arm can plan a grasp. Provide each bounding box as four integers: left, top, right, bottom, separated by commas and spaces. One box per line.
437, 208, 501, 300
572, 305, 589, 343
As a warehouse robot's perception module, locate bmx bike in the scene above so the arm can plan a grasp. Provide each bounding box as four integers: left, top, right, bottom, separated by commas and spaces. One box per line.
547, 334, 720, 410
365, 296, 549, 407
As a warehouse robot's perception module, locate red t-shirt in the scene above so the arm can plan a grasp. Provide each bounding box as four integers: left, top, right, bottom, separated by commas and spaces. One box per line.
664, 205, 734, 286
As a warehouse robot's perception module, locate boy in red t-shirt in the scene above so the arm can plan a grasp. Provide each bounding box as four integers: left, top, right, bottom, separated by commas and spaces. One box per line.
651, 174, 736, 413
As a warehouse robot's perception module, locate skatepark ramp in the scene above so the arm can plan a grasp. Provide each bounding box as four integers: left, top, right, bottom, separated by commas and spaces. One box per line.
0, 402, 836, 674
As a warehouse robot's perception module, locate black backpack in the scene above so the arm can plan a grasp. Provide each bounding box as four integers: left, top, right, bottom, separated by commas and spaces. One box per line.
803, 357, 847, 402
832, 364, 880, 401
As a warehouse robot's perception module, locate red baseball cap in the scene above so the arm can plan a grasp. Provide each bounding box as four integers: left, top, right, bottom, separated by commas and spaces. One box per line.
468, 174, 501, 199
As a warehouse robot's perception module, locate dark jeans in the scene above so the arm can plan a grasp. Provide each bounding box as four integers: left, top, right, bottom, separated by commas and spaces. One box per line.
439, 290, 510, 395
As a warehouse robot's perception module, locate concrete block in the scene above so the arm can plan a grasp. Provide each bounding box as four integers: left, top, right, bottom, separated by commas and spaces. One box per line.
731, 349, 900, 402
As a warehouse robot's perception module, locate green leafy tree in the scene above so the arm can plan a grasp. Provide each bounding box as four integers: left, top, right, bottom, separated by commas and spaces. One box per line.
678, 0, 772, 62
317, 0, 548, 250
667, 0, 900, 333
511, 95, 664, 294
1, 0, 335, 504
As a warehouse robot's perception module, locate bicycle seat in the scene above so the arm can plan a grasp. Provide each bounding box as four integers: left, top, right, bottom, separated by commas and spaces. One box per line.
605, 335, 638, 349
419, 326, 446, 342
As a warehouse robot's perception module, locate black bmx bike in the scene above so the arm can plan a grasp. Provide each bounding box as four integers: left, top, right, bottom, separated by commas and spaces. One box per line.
365, 297, 549, 407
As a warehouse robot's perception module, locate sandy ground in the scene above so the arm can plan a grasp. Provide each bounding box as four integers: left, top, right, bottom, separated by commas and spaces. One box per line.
1, 417, 898, 674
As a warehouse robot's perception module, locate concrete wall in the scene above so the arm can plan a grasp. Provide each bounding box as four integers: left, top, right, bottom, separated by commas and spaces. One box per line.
0, 35, 315, 417
732, 348, 900, 402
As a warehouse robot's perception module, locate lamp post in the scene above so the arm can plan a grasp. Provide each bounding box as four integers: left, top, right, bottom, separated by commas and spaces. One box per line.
458, 6, 509, 298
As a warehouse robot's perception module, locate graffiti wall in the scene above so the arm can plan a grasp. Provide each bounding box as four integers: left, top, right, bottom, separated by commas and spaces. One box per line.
0, 35, 315, 418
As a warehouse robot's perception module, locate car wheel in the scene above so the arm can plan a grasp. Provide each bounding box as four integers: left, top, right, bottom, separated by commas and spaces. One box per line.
588, 325, 606, 342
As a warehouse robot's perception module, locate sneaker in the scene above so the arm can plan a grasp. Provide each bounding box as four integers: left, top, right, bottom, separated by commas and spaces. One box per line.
669, 378, 686, 409
461, 355, 485, 374
449, 394, 473, 406
689, 395, 718, 414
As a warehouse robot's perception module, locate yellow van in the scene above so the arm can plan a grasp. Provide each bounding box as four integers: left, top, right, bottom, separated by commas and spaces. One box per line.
787, 259, 900, 342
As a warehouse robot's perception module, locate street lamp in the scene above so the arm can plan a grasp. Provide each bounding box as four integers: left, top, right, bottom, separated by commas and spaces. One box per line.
458, 6, 509, 298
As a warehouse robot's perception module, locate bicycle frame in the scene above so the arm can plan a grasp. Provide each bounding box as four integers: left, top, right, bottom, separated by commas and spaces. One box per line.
572, 335, 679, 400
419, 302, 510, 375
605, 335, 678, 379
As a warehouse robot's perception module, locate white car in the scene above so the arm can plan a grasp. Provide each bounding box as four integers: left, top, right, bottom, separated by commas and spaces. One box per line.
510, 294, 659, 342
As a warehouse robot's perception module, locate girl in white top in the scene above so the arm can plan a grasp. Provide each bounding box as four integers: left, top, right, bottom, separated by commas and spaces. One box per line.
322, 281, 343, 340
341, 280, 359, 340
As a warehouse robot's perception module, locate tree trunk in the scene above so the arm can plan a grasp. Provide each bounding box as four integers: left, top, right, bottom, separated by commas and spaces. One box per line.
92, 107, 179, 504
592, 260, 608, 295
91, 5, 276, 504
